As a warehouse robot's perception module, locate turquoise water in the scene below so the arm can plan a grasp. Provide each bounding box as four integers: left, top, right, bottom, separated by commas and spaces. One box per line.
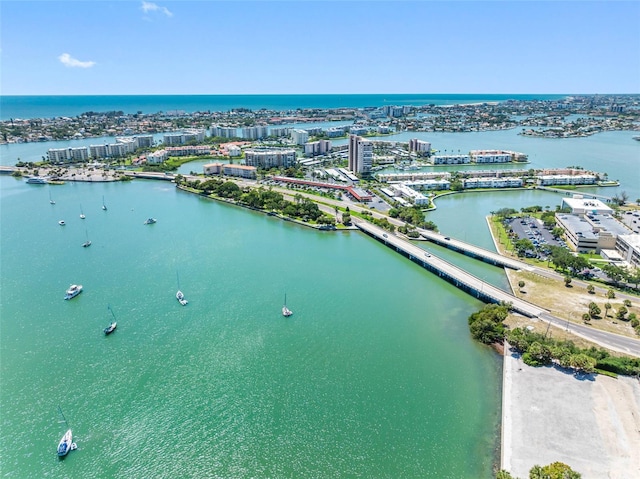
1, 177, 502, 478
0, 94, 566, 120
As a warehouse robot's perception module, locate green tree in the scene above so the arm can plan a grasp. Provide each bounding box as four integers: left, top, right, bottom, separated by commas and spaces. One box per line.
604, 302, 612, 317
607, 288, 616, 299
497, 470, 518, 479
616, 306, 628, 320
582, 313, 591, 323
570, 354, 596, 374
564, 276, 572, 287
586, 285, 595, 294
588, 302, 601, 318
342, 213, 351, 225
518, 280, 525, 292
529, 461, 581, 479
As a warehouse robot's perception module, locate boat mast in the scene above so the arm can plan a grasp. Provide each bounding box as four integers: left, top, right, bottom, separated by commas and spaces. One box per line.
108, 304, 117, 322
58, 406, 69, 429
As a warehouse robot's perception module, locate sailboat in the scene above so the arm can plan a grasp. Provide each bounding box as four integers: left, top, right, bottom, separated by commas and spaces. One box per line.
79, 204, 86, 219
282, 293, 293, 317
49, 190, 55, 205
102, 196, 107, 211
104, 305, 117, 335
176, 272, 188, 306
82, 229, 91, 248
56, 407, 77, 457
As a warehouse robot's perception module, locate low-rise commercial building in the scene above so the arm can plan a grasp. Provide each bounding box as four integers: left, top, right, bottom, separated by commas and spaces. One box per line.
223, 164, 257, 179
391, 184, 430, 206
561, 196, 613, 215
614, 235, 640, 269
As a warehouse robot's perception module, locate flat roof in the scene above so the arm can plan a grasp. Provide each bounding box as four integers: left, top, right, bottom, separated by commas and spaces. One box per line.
586, 213, 632, 236
557, 215, 598, 239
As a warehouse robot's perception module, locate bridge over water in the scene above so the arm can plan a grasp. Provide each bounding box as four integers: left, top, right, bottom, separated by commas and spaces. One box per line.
356, 219, 640, 357
356, 220, 544, 317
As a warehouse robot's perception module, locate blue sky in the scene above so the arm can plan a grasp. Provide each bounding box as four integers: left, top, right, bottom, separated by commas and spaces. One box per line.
1, 1, 639, 95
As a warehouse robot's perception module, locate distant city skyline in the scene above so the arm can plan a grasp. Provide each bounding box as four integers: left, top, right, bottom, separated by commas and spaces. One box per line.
1, 1, 639, 95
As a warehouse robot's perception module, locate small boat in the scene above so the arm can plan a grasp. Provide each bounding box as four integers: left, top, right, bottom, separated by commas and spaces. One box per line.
56, 407, 74, 457
26, 177, 47, 184
49, 191, 56, 205
79, 204, 85, 219
58, 220, 66, 226
282, 293, 293, 317
64, 284, 83, 300
57, 429, 73, 457
102, 196, 107, 211
104, 322, 117, 335
104, 305, 118, 335
176, 272, 188, 305
176, 290, 188, 306
143, 218, 157, 225
82, 229, 91, 248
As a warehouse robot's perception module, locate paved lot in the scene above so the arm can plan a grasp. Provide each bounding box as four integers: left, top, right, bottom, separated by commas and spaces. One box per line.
502, 347, 640, 479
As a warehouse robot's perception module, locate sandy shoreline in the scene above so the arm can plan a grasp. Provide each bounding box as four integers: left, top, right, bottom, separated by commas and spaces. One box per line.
501, 345, 640, 478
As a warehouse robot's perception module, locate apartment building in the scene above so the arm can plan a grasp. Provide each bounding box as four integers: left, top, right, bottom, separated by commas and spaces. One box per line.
244, 148, 297, 168
348, 135, 373, 176
291, 129, 309, 145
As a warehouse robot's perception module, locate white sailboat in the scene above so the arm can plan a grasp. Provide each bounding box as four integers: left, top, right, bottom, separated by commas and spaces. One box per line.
82, 228, 91, 248
176, 272, 188, 306
49, 190, 55, 205
282, 293, 293, 317
56, 407, 77, 457
104, 305, 117, 335
102, 196, 107, 211
79, 204, 86, 219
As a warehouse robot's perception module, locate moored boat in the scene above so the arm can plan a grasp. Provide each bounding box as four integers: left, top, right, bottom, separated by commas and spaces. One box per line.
144, 218, 157, 225
26, 177, 48, 184
58, 220, 66, 226
64, 284, 83, 300
57, 429, 73, 457
282, 293, 293, 317
104, 322, 117, 335
176, 290, 188, 306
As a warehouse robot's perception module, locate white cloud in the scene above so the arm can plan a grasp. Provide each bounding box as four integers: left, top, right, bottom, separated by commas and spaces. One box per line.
58, 53, 96, 69
141, 1, 173, 17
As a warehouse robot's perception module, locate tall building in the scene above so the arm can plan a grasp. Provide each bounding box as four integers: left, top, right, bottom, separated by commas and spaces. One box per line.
348, 135, 372, 176
291, 129, 309, 145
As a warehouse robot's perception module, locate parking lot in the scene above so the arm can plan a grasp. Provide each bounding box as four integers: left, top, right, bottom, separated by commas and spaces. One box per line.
505, 216, 565, 258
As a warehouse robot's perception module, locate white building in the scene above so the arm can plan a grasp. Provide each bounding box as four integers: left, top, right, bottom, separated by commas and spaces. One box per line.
211, 126, 238, 138
244, 148, 296, 168
404, 179, 451, 190
203, 163, 224, 175
304, 140, 331, 156
538, 175, 597, 186
69, 147, 89, 162
223, 164, 257, 179
408, 139, 431, 155
561, 195, 613, 215
227, 145, 242, 157
291, 129, 309, 145
269, 127, 292, 138
89, 144, 108, 159
615, 234, 640, 269
470, 150, 512, 163
463, 177, 523, 189
391, 184, 430, 205
241, 126, 269, 140
431, 154, 470, 165
47, 148, 71, 162
348, 135, 373, 176
147, 150, 168, 164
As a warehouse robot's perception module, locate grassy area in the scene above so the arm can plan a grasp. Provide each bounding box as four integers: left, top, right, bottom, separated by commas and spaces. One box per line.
505, 268, 639, 338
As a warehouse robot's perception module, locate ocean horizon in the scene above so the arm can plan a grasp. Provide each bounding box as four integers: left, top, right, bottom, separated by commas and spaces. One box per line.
0, 93, 569, 121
